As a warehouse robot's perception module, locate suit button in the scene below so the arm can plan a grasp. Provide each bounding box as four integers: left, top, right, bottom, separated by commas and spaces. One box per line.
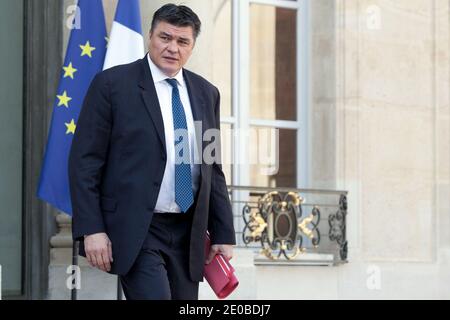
161, 154, 166, 161
154, 181, 160, 187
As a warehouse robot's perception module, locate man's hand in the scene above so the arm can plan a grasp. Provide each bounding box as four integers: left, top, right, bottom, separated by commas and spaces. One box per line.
84, 233, 113, 272
205, 244, 233, 265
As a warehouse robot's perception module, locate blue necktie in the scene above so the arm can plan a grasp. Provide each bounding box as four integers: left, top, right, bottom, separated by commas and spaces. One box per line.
166, 78, 194, 213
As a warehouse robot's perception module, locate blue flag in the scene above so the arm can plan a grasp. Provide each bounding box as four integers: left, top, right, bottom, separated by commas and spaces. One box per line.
37, 0, 107, 215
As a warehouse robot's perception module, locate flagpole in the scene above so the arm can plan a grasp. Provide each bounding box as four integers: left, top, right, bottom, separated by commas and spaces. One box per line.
71, 240, 79, 300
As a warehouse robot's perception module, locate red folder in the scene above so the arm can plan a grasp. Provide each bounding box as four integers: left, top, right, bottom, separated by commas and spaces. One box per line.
204, 233, 239, 299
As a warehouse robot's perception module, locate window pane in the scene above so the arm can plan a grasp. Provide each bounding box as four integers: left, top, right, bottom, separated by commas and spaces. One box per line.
250, 5, 297, 121
0, 0, 23, 296
249, 127, 296, 188
212, 0, 232, 117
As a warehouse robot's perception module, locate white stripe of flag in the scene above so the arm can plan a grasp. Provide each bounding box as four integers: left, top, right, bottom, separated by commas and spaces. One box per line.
103, 0, 145, 70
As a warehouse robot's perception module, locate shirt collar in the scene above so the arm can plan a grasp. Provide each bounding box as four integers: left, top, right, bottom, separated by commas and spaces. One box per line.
147, 53, 185, 87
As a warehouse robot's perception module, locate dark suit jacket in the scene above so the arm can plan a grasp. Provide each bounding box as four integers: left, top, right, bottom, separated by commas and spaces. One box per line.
68, 56, 236, 282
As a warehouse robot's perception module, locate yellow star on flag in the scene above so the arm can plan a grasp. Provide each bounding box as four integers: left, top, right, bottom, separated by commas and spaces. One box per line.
65, 119, 76, 135
57, 91, 72, 108
80, 41, 96, 58
63, 62, 77, 79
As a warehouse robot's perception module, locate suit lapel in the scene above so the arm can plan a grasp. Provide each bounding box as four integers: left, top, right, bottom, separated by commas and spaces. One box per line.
184, 70, 207, 179
138, 58, 166, 154
184, 70, 206, 127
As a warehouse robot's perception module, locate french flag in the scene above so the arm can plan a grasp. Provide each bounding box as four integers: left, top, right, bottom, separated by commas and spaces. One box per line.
103, 0, 145, 70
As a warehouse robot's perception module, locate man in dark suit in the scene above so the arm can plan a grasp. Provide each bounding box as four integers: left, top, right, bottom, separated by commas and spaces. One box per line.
68, 4, 236, 300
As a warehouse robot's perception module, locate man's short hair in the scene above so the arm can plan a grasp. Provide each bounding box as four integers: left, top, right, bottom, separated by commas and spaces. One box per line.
150, 4, 202, 40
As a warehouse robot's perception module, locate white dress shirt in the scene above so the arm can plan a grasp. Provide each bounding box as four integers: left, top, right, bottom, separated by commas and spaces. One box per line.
147, 54, 201, 213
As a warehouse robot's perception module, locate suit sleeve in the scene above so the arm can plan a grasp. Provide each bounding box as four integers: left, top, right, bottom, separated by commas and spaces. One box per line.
68, 73, 112, 241
208, 88, 237, 245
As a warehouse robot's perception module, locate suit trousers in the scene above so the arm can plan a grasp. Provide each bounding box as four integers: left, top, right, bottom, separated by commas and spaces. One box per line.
119, 207, 199, 300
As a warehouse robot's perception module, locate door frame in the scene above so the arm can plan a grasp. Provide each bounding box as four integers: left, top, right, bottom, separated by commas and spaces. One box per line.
14, 0, 63, 300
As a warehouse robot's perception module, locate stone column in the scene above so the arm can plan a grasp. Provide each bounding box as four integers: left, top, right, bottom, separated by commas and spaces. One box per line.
49, 213, 73, 265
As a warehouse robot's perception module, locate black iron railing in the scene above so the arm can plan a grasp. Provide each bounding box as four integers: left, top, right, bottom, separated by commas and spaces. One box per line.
228, 186, 348, 265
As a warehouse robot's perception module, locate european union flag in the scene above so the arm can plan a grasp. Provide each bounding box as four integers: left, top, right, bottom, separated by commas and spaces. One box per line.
37, 0, 107, 215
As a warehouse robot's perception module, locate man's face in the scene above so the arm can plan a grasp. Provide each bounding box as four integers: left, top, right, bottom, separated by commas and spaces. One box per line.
149, 21, 195, 77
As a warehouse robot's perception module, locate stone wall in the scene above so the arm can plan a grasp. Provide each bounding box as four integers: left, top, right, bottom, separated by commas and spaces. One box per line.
330, 0, 449, 265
